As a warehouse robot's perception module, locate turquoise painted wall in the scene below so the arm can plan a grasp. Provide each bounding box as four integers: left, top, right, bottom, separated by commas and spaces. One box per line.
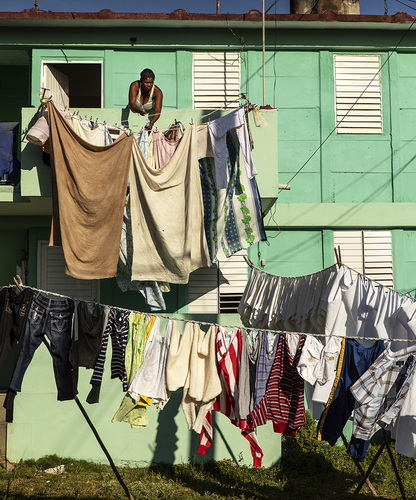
4, 23, 416, 466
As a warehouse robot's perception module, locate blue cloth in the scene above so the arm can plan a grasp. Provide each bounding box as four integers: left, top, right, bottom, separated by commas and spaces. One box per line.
0, 122, 21, 186
9, 292, 74, 401
317, 338, 385, 446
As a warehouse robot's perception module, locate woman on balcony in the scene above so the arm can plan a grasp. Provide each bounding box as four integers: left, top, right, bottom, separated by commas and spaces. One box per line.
129, 68, 163, 131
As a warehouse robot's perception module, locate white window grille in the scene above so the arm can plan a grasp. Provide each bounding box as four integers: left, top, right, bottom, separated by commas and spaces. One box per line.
193, 52, 240, 110
333, 230, 393, 288
334, 55, 383, 134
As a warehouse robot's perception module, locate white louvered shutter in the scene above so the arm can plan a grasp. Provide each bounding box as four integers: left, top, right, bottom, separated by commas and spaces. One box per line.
188, 264, 219, 313
188, 250, 248, 313
334, 55, 383, 134
363, 231, 393, 288
193, 52, 240, 109
38, 241, 100, 302
333, 231, 393, 288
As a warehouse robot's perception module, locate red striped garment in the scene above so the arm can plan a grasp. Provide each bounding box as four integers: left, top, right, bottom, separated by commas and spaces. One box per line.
198, 326, 263, 467
249, 333, 306, 435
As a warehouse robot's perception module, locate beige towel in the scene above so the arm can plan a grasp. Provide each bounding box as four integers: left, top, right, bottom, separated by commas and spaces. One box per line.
48, 101, 134, 279
130, 122, 210, 284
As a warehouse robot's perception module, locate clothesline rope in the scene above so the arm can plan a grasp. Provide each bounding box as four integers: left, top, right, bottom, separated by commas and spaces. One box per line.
4, 283, 416, 343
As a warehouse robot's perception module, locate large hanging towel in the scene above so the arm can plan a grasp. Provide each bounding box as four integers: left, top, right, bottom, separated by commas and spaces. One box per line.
48, 101, 134, 280
129, 122, 211, 284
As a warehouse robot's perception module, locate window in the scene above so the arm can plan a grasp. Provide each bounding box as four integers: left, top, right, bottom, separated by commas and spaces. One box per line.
38, 241, 100, 302
333, 231, 393, 288
334, 55, 383, 134
193, 52, 240, 110
42, 62, 102, 108
188, 249, 248, 314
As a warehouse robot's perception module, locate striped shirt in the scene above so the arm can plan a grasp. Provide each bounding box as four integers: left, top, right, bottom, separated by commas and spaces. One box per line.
89, 308, 130, 395
351, 343, 416, 440
255, 331, 280, 407
250, 333, 306, 435
198, 326, 263, 467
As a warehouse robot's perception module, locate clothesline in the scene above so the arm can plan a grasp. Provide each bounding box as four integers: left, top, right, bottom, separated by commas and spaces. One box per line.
5, 283, 416, 344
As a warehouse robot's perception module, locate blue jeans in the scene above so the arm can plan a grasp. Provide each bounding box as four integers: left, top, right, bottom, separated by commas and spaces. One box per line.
10, 292, 74, 401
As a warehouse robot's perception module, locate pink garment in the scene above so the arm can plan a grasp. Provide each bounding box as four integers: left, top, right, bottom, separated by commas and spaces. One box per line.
153, 131, 181, 170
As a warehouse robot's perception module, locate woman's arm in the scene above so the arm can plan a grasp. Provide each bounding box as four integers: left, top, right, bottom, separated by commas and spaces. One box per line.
145, 86, 163, 130
129, 81, 146, 115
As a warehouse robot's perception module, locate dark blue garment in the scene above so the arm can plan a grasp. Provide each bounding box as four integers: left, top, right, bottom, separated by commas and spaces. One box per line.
316, 338, 385, 446
0, 122, 21, 186
9, 292, 74, 401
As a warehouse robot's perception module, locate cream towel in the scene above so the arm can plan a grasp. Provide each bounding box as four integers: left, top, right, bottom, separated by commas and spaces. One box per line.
182, 324, 222, 433
166, 321, 194, 392
129, 123, 211, 284
48, 101, 133, 279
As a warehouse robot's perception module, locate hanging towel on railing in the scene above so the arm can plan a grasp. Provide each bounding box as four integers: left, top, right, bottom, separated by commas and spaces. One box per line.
48, 101, 134, 280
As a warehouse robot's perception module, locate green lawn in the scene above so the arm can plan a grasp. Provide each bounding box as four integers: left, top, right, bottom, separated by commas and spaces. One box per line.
0, 415, 415, 499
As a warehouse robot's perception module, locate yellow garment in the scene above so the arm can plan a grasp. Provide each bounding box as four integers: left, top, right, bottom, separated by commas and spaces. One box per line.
112, 313, 153, 427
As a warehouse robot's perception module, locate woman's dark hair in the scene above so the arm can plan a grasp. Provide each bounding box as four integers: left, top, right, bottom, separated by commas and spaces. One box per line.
140, 68, 155, 81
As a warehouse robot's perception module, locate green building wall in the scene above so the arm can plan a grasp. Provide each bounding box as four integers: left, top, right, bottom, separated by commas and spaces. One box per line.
2, 23, 416, 466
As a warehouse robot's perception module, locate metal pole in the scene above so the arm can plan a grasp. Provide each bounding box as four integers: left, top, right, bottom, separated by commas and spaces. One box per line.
383, 430, 407, 500
41, 339, 134, 500
262, 0, 266, 106
216, 0, 220, 14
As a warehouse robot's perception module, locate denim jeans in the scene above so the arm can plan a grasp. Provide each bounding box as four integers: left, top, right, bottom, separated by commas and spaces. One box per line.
9, 292, 74, 401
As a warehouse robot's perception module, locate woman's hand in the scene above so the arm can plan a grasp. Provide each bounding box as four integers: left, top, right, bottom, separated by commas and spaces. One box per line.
145, 122, 154, 131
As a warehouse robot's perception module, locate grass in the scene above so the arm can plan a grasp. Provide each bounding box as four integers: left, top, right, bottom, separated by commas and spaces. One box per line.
0, 415, 416, 499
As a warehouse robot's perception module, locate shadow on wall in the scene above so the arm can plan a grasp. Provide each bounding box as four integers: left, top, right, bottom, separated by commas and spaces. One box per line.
152, 388, 215, 465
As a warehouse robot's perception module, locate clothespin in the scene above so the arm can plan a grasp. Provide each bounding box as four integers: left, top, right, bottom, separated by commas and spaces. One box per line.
334, 246, 342, 269
13, 275, 24, 291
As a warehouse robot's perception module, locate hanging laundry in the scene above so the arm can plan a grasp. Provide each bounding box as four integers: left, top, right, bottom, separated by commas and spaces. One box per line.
347, 343, 416, 461
70, 301, 107, 395
0, 287, 33, 370
0, 122, 21, 185
87, 308, 130, 404
238, 264, 338, 333
116, 130, 167, 311
197, 124, 213, 160
129, 122, 211, 284
153, 129, 182, 170
127, 316, 171, 406
389, 360, 416, 459
8, 291, 75, 401
208, 107, 257, 189
181, 324, 221, 434
198, 326, 263, 467
249, 333, 307, 436
199, 131, 267, 262
255, 330, 280, 407
316, 338, 385, 447
112, 313, 148, 428
238, 330, 262, 424
64, 114, 107, 146
47, 101, 134, 280
296, 334, 325, 420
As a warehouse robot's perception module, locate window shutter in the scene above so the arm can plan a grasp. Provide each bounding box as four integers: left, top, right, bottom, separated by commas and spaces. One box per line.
188, 264, 219, 314
333, 231, 393, 288
193, 52, 240, 110
363, 231, 393, 288
334, 55, 383, 134
38, 241, 100, 302
188, 250, 248, 314
218, 250, 248, 313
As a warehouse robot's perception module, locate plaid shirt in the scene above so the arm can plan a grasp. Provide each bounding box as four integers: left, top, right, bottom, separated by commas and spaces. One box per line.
350, 344, 416, 440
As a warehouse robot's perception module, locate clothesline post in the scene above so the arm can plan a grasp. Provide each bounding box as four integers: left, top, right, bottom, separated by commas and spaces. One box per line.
41, 339, 135, 500
383, 430, 407, 500
352, 443, 385, 498
340, 434, 377, 496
